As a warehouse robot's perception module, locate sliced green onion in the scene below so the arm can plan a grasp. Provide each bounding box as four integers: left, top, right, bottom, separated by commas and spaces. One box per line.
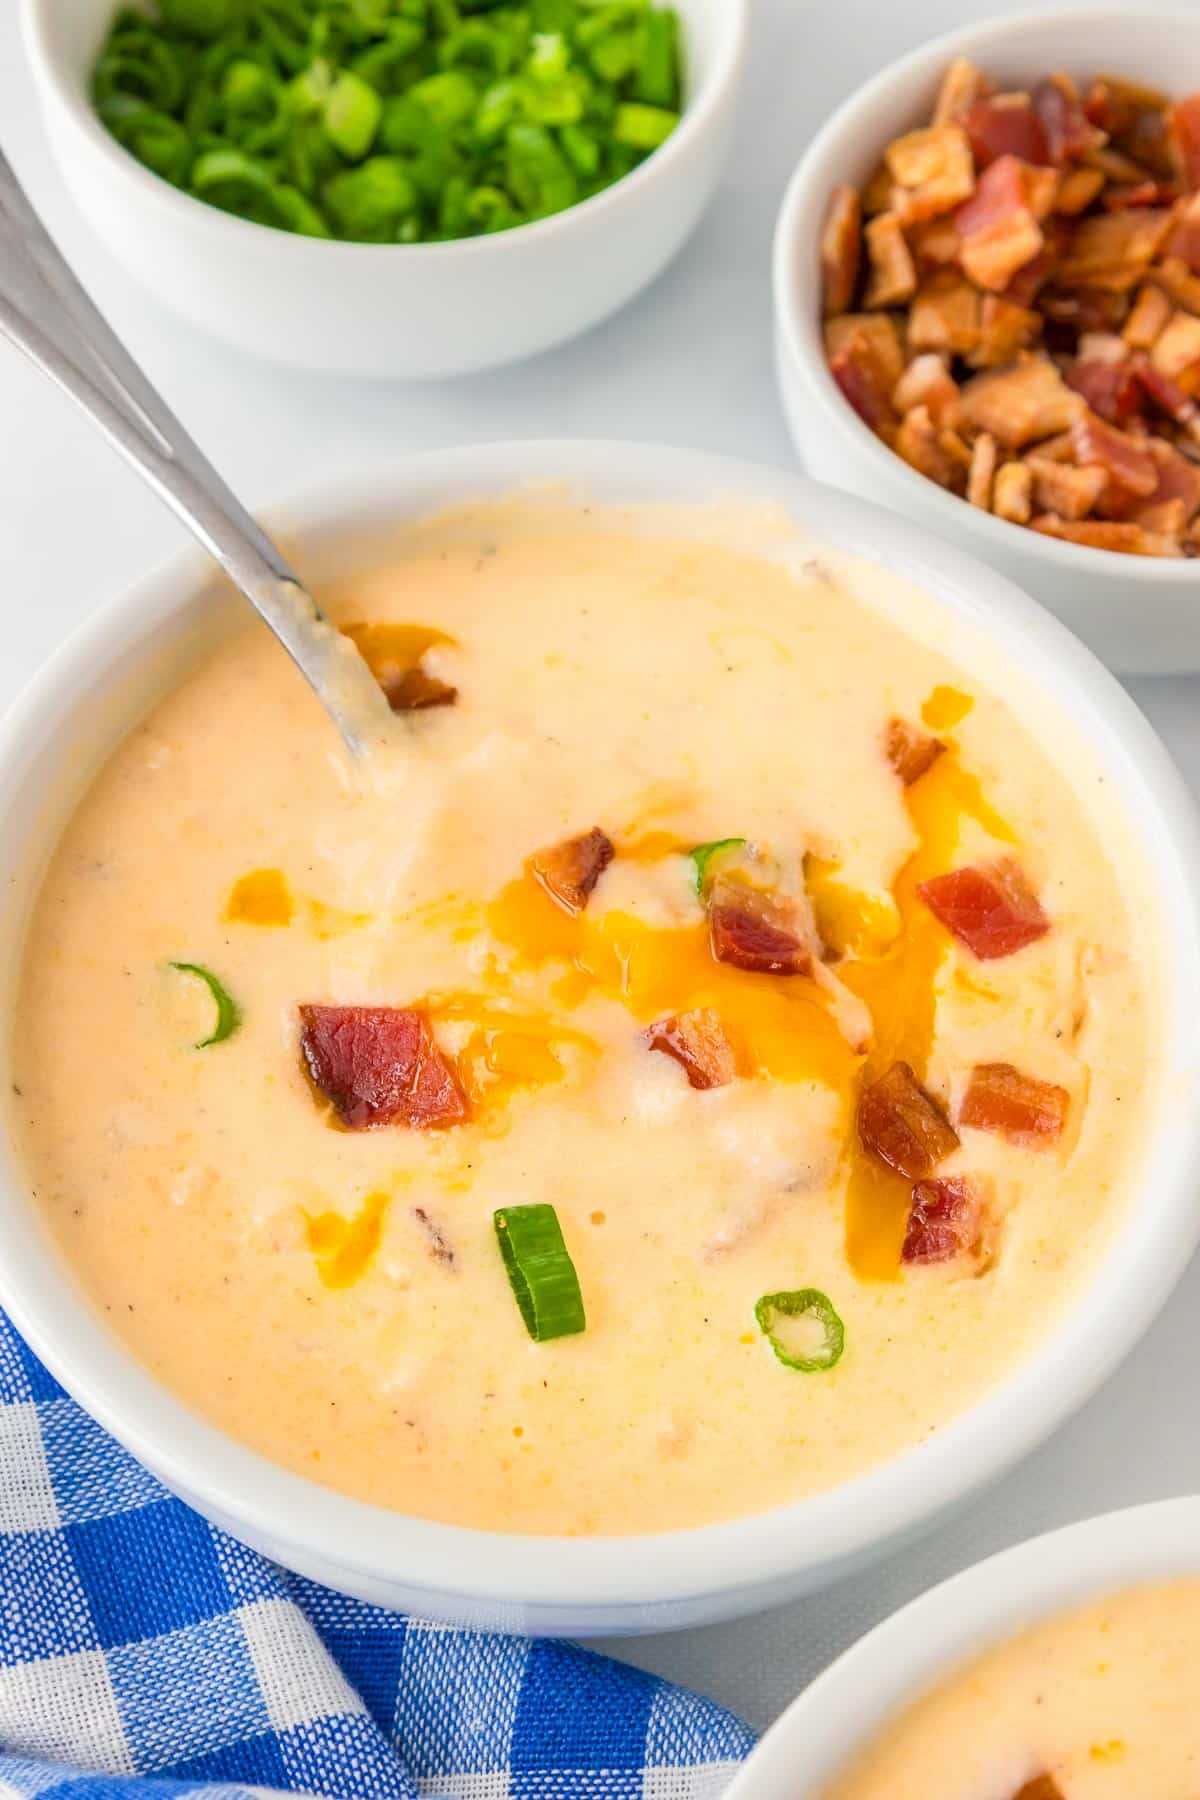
169, 961, 241, 1047
688, 837, 747, 894
755, 1289, 845, 1373
323, 69, 382, 158
614, 100, 678, 149
495, 1204, 586, 1342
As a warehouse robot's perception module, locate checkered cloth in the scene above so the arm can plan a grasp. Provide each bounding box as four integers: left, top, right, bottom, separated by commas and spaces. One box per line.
0, 1313, 754, 1798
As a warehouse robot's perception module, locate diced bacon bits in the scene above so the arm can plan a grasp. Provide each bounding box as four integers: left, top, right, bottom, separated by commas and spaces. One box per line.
707, 877, 813, 978
960, 1061, 1070, 1146
902, 1176, 987, 1264
646, 1009, 737, 1090
820, 65, 1200, 556
531, 827, 614, 915
857, 1060, 960, 1180
299, 1004, 468, 1131
885, 716, 946, 785
919, 860, 1050, 960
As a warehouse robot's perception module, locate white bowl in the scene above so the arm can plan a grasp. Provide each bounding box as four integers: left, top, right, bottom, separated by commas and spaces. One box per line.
726, 1495, 1200, 1797
22, 0, 746, 378
773, 8, 1200, 676
1, 440, 1199, 1637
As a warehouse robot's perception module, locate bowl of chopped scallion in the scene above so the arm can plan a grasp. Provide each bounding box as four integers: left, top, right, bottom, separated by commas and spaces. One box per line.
22, 0, 747, 374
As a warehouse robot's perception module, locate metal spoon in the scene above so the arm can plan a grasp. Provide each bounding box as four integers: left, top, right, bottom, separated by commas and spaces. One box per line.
0, 147, 395, 759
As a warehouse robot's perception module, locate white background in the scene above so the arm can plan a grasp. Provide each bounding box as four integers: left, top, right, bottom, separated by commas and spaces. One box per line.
2, 0, 1199, 1739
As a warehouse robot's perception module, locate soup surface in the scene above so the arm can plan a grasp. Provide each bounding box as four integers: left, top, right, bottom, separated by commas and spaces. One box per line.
12, 496, 1154, 1533
821, 1579, 1200, 1800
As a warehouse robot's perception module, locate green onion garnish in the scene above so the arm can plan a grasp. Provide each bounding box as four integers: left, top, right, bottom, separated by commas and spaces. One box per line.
90, 0, 684, 246
169, 961, 241, 1047
494, 1204, 586, 1343
688, 838, 747, 894
755, 1289, 845, 1372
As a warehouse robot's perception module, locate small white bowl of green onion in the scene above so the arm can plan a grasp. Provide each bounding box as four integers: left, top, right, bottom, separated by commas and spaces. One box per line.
22, 0, 747, 375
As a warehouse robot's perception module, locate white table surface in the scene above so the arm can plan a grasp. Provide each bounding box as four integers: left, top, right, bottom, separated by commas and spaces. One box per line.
3, 0, 1200, 1744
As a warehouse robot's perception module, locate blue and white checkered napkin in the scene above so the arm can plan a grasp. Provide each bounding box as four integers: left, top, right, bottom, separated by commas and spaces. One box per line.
0, 1311, 754, 1799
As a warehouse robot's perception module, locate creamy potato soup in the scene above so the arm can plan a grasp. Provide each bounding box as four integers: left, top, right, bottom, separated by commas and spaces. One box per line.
11, 497, 1154, 1534
821, 1580, 1200, 1800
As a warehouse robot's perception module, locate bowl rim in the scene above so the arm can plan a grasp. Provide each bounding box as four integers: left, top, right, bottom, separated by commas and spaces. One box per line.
724, 1494, 1200, 1797
772, 5, 1200, 582
20, 0, 749, 263
2, 436, 1199, 1618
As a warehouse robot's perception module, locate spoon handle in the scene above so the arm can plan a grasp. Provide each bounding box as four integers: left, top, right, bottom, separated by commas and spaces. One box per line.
0, 149, 392, 757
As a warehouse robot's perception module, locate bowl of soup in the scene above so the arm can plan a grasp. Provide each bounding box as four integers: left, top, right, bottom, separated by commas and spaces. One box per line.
727, 1494, 1200, 1798
0, 440, 1197, 1635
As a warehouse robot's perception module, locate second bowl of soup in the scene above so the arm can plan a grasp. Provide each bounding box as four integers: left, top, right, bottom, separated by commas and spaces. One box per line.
0, 441, 1197, 1634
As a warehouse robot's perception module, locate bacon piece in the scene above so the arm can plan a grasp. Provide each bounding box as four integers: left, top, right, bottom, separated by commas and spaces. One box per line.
1169, 93, 1200, 189
961, 1061, 1069, 1146
1148, 254, 1200, 315
646, 1009, 736, 1090
933, 58, 991, 128
857, 1060, 959, 1180
1033, 74, 1103, 166
1056, 209, 1174, 291
960, 356, 1082, 450
1065, 354, 1142, 424
893, 353, 960, 428
708, 878, 812, 977
1132, 436, 1200, 520
1026, 455, 1108, 521
1085, 77, 1169, 157
886, 125, 975, 226
1000, 242, 1058, 307
825, 313, 905, 389
992, 460, 1033, 523
864, 212, 917, 309
1070, 409, 1157, 495
1054, 165, 1106, 216
968, 294, 1043, 369
1134, 356, 1200, 440
895, 405, 966, 490
1103, 179, 1179, 211
902, 1176, 987, 1264
531, 827, 614, 915
299, 1004, 468, 1131
919, 860, 1049, 960
830, 339, 895, 435
909, 215, 962, 272
1124, 283, 1172, 348
861, 162, 894, 217
1039, 286, 1131, 333
1032, 513, 1182, 554
1150, 309, 1200, 392
1166, 196, 1200, 275
963, 94, 1049, 169
956, 156, 1054, 293
885, 717, 945, 786
908, 273, 981, 356
821, 185, 861, 316
967, 432, 997, 509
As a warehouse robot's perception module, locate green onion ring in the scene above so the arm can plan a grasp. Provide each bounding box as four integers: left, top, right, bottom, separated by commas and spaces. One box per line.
687, 838, 747, 894
169, 961, 241, 1047
494, 1204, 586, 1342
755, 1289, 845, 1373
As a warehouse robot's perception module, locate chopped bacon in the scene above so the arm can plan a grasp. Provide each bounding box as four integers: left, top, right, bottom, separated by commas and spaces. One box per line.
825, 313, 905, 389
646, 1009, 736, 1090
821, 185, 861, 316
895, 405, 966, 490
886, 125, 975, 225
992, 459, 1033, 523
1039, 285, 1130, 333
909, 215, 962, 272
902, 1176, 987, 1264
933, 57, 991, 128
1150, 309, 1200, 391
919, 860, 1049, 959
963, 94, 1049, 169
960, 1061, 1069, 1146
857, 1060, 960, 1180
1103, 179, 1180, 211
908, 273, 982, 356
1148, 254, 1200, 315
968, 294, 1042, 369
299, 1004, 468, 1131
864, 211, 917, 308
1027, 455, 1108, 520
1070, 409, 1158, 494
1057, 209, 1174, 291
885, 717, 945, 785
1032, 513, 1183, 555
830, 338, 896, 435
1085, 76, 1169, 141
1123, 283, 1171, 348
893, 353, 961, 427
1033, 74, 1103, 166
960, 356, 1082, 449
1166, 196, 1200, 274
956, 157, 1054, 293
1130, 435, 1200, 519
1169, 93, 1200, 189
1134, 356, 1200, 438
1066, 353, 1142, 423
967, 432, 997, 509
1000, 243, 1058, 306
1054, 165, 1106, 216
531, 827, 614, 915
708, 878, 813, 977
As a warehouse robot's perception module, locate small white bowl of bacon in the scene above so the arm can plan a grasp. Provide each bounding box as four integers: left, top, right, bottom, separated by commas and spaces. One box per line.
774, 9, 1200, 675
